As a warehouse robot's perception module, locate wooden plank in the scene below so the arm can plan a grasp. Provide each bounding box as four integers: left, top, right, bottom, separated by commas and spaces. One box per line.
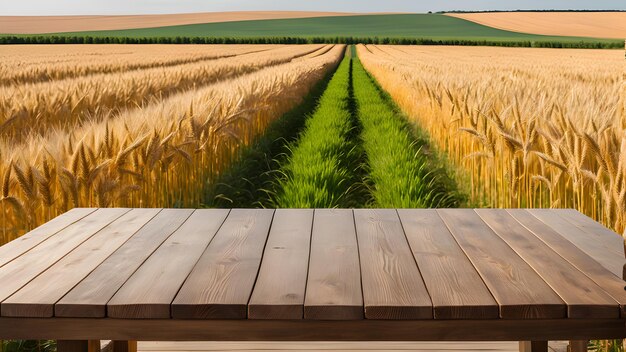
0, 208, 97, 268
397, 209, 499, 319
527, 209, 624, 277
171, 209, 275, 319
248, 209, 313, 319
353, 209, 432, 319
304, 209, 363, 320
507, 209, 626, 317
0, 208, 129, 315
1, 317, 624, 341
476, 209, 619, 319
555, 209, 623, 258
437, 209, 565, 319
1, 209, 161, 318
107, 209, 230, 319
54, 209, 195, 318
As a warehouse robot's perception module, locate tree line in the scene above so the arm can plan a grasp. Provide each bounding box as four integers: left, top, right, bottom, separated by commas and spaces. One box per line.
0, 36, 621, 49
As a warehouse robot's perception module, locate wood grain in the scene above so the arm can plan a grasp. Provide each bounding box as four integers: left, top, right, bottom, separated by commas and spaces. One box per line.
305, 209, 363, 320
107, 209, 230, 319
555, 209, 623, 257
0, 317, 624, 341
0, 208, 97, 268
476, 209, 619, 319
54, 209, 195, 318
172, 209, 274, 319
248, 209, 313, 319
0, 208, 129, 315
137, 341, 520, 351
527, 209, 624, 277
397, 209, 498, 319
2, 209, 161, 318
507, 209, 626, 317
437, 209, 565, 319
353, 209, 432, 319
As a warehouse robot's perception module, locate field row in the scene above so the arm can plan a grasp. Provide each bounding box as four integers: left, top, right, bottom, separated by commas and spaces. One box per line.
0, 45, 344, 243
358, 44, 626, 233
0, 44, 329, 144
225, 51, 461, 209
0, 44, 276, 85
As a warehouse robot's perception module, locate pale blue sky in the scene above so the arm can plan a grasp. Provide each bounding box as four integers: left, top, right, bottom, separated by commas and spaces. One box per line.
3, 0, 625, 16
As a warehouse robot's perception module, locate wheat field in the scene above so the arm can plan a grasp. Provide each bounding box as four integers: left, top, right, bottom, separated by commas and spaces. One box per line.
358, 44, 626, 234
0, 44, 329, 144
0, 44, 343, 244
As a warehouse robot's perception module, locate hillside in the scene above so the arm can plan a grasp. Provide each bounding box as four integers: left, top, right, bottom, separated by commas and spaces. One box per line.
9, 14, 619, 44
447, 12, 626, 39
0, 11, 365, 34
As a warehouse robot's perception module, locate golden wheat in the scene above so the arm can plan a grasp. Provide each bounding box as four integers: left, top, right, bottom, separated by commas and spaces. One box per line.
0, 44, 344, 244
358, 44, 625, 233
0, 44, 275, 86
0, 44, 326, 144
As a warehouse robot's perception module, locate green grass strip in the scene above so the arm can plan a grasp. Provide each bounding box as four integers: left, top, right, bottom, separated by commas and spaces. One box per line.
352, 55, 462, 208
203, 60, 338, 208
271, 54, 363, 208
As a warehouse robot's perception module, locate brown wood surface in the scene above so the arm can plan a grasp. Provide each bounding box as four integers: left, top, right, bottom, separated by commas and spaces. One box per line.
112, 341, 137, 352
507, 209, 626, 317
107, 209, 230, 319
172, 209, 275, 319
555, 209, 623, 258
353, 209, 432, 319
137, 340, 522, 351
248, 209, 313, 319
57, 340, 89, 352
568, 341, 588, 352
0, 208, 97, 268
0, 317, 623, 341
397, 209, 499, 319
527, 209, 624, 277
437, 209, 566, 319
54, 209, 195, 318
476, 209, 619, 319
0, 208, 130, 314
519, 341, 548, 352
304, 209, 363, 320
88, 341, 101, 352
2, 209, 161, 318
0, 207, 624, 341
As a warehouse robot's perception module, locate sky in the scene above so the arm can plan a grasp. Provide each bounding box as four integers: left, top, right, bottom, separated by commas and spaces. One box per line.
2, 0, 625, 16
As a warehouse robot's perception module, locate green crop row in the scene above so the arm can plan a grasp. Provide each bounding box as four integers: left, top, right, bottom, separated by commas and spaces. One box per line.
271, 55, 364, 208
351, 57, 462, 208
268, 47, 462, 209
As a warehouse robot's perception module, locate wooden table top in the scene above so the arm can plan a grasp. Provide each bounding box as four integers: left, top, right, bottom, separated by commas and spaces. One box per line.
0, 208, 624, 321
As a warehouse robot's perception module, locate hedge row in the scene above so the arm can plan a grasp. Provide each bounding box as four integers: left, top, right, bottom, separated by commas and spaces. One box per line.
0, 35, 621, 49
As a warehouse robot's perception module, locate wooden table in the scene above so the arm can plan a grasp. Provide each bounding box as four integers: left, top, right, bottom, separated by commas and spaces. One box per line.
0, 208, 624, 352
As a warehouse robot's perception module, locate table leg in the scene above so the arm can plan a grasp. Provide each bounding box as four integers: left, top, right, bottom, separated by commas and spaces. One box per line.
112, 341, 137, 352
519, 341, 548, 352
569, 340, 588, 352
89, 341, 102, 352
57, 341, 88, 352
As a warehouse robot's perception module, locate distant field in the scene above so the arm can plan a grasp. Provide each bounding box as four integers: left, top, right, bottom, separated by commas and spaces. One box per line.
3, 14, 619, 44
0, 11, 365, 34
448, 12, 626, 39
